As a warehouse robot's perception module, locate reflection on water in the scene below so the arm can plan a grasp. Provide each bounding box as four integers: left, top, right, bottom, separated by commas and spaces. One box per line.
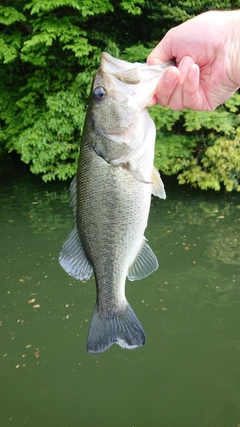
1, 160, 240, 427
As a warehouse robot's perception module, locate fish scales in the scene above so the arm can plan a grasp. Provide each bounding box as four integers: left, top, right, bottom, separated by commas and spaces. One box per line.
59, 52, 173, 354
78, 130, 152, 311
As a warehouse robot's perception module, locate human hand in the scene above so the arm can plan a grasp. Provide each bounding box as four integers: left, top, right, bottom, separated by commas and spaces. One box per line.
147, 11, 240, 111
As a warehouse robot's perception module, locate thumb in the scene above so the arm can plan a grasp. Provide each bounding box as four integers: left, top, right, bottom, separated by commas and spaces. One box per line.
147, 36, 174, 66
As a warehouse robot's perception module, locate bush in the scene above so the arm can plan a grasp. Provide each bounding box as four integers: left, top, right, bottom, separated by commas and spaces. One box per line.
1, 0, 240, 190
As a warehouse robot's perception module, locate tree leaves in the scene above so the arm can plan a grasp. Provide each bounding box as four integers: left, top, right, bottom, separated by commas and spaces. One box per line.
1, 0, 240, 190
120, 0, 144, 15
152, 95, 240, 192
0, 6, 26, 25
24, 0, 114, 16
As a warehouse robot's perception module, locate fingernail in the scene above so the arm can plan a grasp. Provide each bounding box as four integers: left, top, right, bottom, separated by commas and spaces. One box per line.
188, 64, 198, 79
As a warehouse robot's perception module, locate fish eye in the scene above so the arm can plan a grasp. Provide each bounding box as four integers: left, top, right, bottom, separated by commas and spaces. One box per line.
93, 86, 107, 102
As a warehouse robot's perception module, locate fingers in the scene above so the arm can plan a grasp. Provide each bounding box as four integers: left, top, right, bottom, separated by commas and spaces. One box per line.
153, 67, 180, 107
166, 56, 195, 110
153, 56, 209, 110
182, 64, 205, 110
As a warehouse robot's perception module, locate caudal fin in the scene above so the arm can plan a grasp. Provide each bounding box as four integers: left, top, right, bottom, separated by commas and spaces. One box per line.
87, 303, 146, 354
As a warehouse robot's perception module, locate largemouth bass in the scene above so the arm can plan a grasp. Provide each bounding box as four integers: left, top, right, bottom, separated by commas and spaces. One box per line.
59, 52, 172, 354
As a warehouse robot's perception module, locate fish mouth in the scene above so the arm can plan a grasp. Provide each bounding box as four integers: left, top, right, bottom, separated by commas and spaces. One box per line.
100, 51, 175, 82
98, 52, 175, 107
97, 62, 140, 84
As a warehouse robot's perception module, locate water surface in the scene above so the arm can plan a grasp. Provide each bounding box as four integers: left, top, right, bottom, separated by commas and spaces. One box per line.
1, 160, 240, 427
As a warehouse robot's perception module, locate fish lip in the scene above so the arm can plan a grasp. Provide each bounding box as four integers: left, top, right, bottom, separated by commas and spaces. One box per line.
100, 51, 175, 82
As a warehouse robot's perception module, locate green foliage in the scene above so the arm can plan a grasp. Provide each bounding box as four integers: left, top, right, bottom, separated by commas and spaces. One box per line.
178, 131, 240, 192
152, 93, 240, 192
122, 44, 153, 62
120, 0, 144, 15
0, 6, 26, 25
0, 0, 111, 178
1, 0, 240, 190
24, 0, 114, 16
15, 88, 85, 181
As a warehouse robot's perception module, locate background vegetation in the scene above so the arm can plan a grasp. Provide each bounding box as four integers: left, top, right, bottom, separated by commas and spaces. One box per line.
1, 0, 240, 190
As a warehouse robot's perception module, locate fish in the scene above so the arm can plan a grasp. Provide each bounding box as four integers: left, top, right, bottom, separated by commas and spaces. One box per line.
59, 52, 172, 354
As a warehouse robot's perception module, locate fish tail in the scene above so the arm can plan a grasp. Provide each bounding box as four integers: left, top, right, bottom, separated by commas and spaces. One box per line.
87, 303, 146, 354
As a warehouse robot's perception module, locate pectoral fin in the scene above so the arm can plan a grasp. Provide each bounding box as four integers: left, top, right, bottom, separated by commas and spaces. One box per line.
59, 226, 93, 281
125, 162, 152, 184
151, 166, 166, 199
59, 175, 93, 280
127, 238, 159, 281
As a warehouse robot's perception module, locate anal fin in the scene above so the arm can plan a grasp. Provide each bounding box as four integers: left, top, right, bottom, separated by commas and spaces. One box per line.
127, 238, 159, 281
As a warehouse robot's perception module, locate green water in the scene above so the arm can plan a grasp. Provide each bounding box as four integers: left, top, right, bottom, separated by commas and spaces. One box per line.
1, 162, 240, 427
